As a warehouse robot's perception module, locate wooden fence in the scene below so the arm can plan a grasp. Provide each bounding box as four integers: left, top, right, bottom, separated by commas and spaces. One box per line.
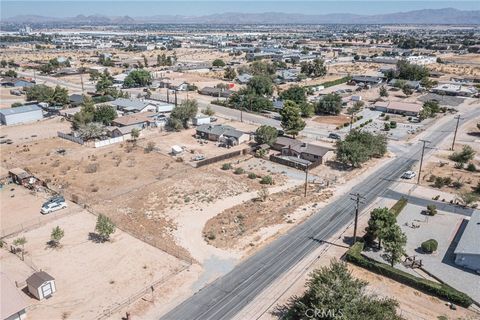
57, 131, 84, 145
194, 147, 253, 168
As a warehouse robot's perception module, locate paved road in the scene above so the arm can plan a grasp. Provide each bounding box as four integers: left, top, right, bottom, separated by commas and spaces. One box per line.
160, 109, 480, 320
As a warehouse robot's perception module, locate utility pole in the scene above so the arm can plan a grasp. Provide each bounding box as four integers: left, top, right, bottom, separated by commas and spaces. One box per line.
80, 73, 84, 93
451, 115, 463, 150
174, 90, 177, 107
350, 193, 365, 244
304, 166, 309, 197
166, 88, 169, 103
418, 139, 430, 185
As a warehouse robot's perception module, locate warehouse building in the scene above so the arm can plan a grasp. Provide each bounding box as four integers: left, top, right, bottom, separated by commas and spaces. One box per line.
0, 105, 43, 125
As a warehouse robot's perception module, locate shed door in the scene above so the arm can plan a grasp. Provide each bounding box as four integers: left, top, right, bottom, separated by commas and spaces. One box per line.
41, 283, 52, 297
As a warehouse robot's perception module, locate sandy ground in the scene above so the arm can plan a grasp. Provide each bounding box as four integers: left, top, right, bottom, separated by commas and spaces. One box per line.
0, 116, 71, 143
0, 210, 185, 320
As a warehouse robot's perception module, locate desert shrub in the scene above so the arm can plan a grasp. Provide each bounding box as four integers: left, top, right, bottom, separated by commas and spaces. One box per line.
85, 163, 99, 173
390, 197, 408, 216
389, 121, 397, 128
434, 176, 451, 188
260, 175, 273, 185
234, 167, 245, 175
454, 162, 464, 169
432, 195, 440, 200
206, 231, 215, 240
257, 187, 269, 202
144, 141, 155, 153
466, 163, 477, 172
384, 123, 390, 131
428, 175, 436, 182
385, 115, 390, 121
452, 180, 464, 189
426, 205, 437, 216
248, 172, 257, 179
221, 163, 232, 170
421, 239, 438, 253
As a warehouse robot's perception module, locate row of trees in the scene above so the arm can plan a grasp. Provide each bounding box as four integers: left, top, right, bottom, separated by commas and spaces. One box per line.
336, 130, 388, 168
26, 84, 69, 105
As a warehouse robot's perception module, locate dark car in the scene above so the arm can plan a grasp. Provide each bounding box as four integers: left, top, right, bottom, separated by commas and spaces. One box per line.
328, 133, 341, 140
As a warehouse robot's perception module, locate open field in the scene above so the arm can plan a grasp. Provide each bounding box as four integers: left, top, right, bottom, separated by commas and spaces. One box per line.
0, 116, 71, 142
1, 211, 185, 320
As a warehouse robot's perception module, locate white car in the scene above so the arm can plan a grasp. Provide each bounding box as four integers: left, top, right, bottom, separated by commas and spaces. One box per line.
401, 171, 416, 179
41, 201, 67, 214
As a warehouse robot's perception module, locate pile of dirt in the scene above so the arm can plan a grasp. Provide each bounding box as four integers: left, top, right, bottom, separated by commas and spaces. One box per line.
203, 184, 333, 250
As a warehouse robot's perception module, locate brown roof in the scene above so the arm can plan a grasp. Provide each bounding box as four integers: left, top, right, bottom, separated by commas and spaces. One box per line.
112, 112, 156, 127
375, 101, 422, 113
288, 143, 333, 157
274, 136, 299, 148
1, 273, 27, 319
26, 271, 55, 289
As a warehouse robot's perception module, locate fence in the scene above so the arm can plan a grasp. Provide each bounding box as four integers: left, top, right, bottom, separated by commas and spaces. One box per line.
96, 263, 190, 320
269, 154, 323, 171
194, 147, 253, 168
57, 131, 84, 145
92, 136, 126, 148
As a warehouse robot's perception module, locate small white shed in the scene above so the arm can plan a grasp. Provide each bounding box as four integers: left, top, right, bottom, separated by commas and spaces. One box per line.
26, 271, 56, 300
193, 115, 211, 126
171, 145, 183, 155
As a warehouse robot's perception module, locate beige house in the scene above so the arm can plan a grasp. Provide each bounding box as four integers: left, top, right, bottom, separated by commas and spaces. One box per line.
1, 273, 27, 320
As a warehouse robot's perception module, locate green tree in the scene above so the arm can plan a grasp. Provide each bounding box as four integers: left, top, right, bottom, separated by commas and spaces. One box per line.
382, 224, 407, 267
254, 125, 278, 146
246, 75, 273, 96
300, 58, 327, 78
365, 207, 396, 248
336, 130, 387, 168
11, 102, 23, 108
130, 128, 140, 141
26, 84, 55, 102
50, 226, 64, 247
283, 259, 403, 320
0, 60, 7, 68
299, 102, 315, 118
123, 70, 152, 88
249, 61, 276, 77
224, 67, 237, 80
5, 69, 17, 77
51, 85, 69, 105
396, 60, 429, 81
95, 214, 116, 242
93, 104, 117, 125
201, 106, 215, 116
316, 93, 342, 115
72, 97, 95, 129
279, 85, 306, 105
402, 86, 413, 96
169, 99, 198, 129
449, 145, 475, 164
77, 122, 105, 140
280, 101, 305, 138
212, 59, 226, 67
95, 70, 114, 93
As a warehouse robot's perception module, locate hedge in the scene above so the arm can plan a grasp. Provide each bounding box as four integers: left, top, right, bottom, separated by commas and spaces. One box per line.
345, 242, 473, 307
390, 197, 408, 217
307, 76, 351, 89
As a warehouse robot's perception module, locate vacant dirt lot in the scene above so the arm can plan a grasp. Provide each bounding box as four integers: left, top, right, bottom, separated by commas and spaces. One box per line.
0, 116, 71, 143
1, 211, 184, 320
313, 114, 350, 126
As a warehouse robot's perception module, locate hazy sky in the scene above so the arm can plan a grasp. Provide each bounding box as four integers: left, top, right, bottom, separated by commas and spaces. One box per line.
2, 1, 480, 18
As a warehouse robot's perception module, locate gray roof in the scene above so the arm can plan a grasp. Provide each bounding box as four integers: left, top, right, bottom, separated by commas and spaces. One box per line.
286, 143, 333, 157
351, 75, 383, 83
388, 79, 420, 88
454, 211, 480, 256
223, 129, 246, 139
0, 104, 42, 116
26, 271, 54, 288
197, 124, 235, 136
110, 98, 151, 111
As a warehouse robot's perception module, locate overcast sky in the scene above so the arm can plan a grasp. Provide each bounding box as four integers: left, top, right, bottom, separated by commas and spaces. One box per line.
2, 1, 479, 18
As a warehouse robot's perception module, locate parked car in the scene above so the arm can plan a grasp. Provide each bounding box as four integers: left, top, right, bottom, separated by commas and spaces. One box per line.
41, 200, 67, 214
277, 130, 285, 137
193, 155, 206, 161
401, 171, 416, 179
210, 117, 218, 122
328, 133, 341, 140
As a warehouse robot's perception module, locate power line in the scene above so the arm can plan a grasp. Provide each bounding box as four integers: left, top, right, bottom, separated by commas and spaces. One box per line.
349, 192, 365, 244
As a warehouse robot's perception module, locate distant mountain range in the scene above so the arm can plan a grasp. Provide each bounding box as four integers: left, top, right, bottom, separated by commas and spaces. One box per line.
3, 8, 480, 25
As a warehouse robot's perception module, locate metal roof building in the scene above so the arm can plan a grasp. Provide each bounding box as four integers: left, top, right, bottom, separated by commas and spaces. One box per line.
454, 211, 480, 272
0, 105, 43, 125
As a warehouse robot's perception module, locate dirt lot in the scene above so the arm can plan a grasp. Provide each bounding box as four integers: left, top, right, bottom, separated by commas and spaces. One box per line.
1, 211, 185, 320
204, 183, 333, 251
313, 114, 351, 126
0, 116, 71, 143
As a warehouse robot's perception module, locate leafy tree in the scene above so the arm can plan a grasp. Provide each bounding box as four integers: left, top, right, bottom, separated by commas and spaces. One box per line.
421, 239, 438, 253
246, 75, 273, 96
95, 214, 116, 242
11, 102, 23, 108
249, 61, 276, 76
0, 60, 7, 68
280, 101, 305, 138
336, 130, 387, 167
77, 122, 105, 140
255, 125, 278, 146
457, 192, 478, 207
420, 77, 437, 90
95, 70, 114, 93
157, 53, 173, 66
169, 99, 198, 129
279, 85, 306, 104
93, 104, 117, 125
13, 237, 27, 251
123, 70, 152, 88
72, 97, 95, 129
316, 93, 342, 115
419, 100, 441, 120
212, 59, 226, 67
402, 86, 413, 96
50, 226, 64, 247
130, 128, 140, 140
283, 260, 403, 320
396, 60, 429, 81
382, 224, 407, 267
299, 102, 315, 118
5, 69, 17, 77
379, 86, 389, 97
201, 106, 215, 116
449, 145, 475, 164
300, 58, 327, 78
365, 207, 396, 248
51, 85, 69, 105
224, 67, 237, 80
26, 84, 54, 102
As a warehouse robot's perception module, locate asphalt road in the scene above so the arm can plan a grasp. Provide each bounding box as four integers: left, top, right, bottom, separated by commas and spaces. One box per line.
161, 109, 480, 320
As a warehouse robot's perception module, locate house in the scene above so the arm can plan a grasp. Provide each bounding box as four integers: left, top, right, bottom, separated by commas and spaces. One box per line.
432, 84, 477, 97
1, 273, 27, 320
105, 124, 139, 138
198, 87, 234, 98
192, 115, 211, 126
373, 101, 422, 117
350, 76, 383, 86
26, 271, 56, 300
236, 73, 252, 84
109, 98, 157, 113
111, 112, 157, 128
0, 78, 35, 88
281, 142, 334, 165
0, 105, 43, 125
454, 211, 480, 272
196, 124, 249, 146
388, 79, 421, 90
69, 94, 86, 107
161, 79, 189, 91
271, 136, 299, 151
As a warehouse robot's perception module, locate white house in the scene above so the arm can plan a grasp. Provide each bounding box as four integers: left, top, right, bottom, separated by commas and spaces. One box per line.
26, 271, 56, 300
